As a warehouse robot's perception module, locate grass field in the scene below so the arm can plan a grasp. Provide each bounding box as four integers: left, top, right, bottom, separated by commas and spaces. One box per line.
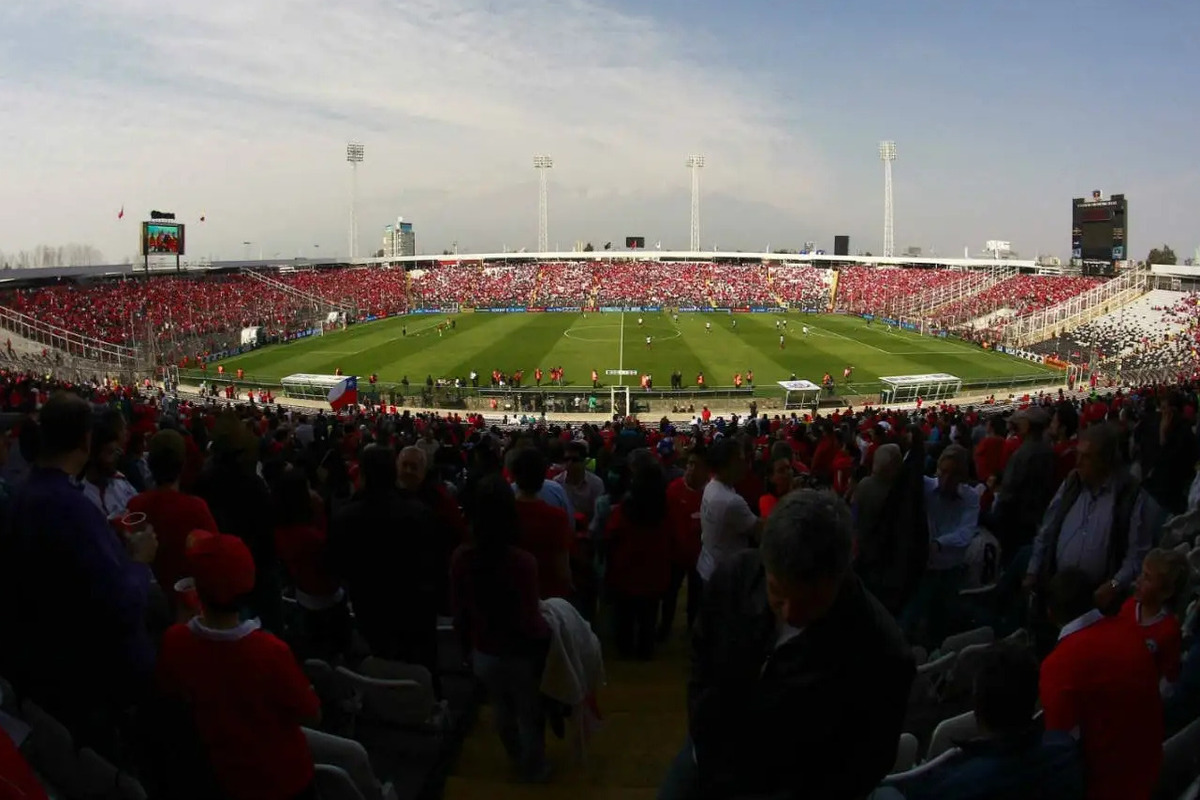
209, 311, 1058, 397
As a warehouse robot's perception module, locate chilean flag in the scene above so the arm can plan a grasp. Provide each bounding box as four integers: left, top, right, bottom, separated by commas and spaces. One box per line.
328, 376, 358, 410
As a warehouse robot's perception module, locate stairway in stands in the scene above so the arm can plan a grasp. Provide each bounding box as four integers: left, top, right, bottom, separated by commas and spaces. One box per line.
443, 629, 689, 799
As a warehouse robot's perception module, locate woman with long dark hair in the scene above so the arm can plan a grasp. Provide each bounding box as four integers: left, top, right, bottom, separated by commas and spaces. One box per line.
604, 449, 672, 660
450, 474, 551, 782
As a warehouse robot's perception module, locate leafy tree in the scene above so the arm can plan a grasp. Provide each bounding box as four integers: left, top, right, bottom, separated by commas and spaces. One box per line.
583, 243, 594, 252
374, 249, 385, 258
863, 251, 873, 257
1147, 245, 1177, 265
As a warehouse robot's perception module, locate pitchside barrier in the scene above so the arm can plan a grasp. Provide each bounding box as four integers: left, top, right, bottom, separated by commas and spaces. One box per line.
180, 367, 1062, 408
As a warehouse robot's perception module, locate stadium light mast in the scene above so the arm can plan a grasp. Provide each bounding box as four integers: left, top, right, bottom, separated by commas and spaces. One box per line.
347, 142, 365, 260
879, 141, 896, 258
687, 155, 705, 252
533, 155, 553, 253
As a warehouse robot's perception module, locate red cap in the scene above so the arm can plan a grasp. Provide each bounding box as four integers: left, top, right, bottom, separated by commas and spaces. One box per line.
186, 532, 255, 606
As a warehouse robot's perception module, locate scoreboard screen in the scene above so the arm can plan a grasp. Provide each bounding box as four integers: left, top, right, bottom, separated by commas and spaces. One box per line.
1071, 194, 1126, 276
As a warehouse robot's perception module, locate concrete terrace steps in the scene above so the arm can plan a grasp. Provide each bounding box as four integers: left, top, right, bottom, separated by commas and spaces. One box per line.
443, 622, 690, 800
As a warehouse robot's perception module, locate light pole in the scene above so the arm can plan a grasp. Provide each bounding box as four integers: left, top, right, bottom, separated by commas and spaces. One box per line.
533, 155, 553, 253
879, 141, 896, 258
687, 155, 705, 252
347, 142, 365, 259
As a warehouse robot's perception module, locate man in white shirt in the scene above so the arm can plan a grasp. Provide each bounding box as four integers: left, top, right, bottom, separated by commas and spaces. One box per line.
697, 438, 762, 582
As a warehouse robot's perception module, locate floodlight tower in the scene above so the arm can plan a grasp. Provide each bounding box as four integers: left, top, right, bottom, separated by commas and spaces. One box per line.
879, 141, 896, 258
687, 155, 705, 252
533, 155, 553, 252
346, 142, 365, 259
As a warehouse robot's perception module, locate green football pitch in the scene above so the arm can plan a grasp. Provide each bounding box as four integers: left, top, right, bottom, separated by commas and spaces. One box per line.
211, 311, 1058, 396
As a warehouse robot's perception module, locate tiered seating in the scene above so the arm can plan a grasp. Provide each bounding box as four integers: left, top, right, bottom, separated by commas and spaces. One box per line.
834, 267, 977, 315
282, 268, 409, 318
770, 265, 829, 308
1031, 290, 1200, 376
707, 265, 776, 307
409, 265, 537, 309
936, 274, 1102, 326
534, 262, 594, 307
0, 276, 325, 352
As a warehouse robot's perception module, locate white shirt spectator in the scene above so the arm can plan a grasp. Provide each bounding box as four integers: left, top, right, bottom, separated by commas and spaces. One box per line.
698, 479, 758, 580
82, 473, 139, 519
554, 470, 605, 522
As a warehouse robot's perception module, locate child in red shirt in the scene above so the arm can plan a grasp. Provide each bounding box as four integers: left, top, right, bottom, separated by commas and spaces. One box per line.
156, 533, 321, 800
1120, 547, 1188, 688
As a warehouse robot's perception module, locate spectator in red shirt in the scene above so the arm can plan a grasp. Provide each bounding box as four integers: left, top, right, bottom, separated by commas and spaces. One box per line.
511, 448, 573, 600
156, 532, 321, 800
1119, 547, 1187, 689
451, 475, 552, 783
1040, 568, 1162, 800
973, 416, 1007, 484
271, 468, 349, 663
605, 450, 672, 660
661, 445, 708, 640
127, 429, 219, 613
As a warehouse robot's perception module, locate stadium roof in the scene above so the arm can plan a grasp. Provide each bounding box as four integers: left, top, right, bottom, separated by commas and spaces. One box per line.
0, 250, 1037, 282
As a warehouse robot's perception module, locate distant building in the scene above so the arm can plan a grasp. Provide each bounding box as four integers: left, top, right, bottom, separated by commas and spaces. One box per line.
382, 217, 415, 257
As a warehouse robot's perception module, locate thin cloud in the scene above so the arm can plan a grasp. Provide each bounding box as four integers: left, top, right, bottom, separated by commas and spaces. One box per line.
0, 0, 826, 258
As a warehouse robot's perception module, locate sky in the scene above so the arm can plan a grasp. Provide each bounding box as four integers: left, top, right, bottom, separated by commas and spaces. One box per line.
1, 0, 1198, 263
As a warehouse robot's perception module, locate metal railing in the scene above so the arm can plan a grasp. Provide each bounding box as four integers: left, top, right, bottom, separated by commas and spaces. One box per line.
1002, 269, 1150, 347
241, 269, 355, 315
0, 304, 139, 368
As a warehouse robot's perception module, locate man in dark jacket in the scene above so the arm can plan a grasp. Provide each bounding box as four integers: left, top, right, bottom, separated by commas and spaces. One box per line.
660, 490, 915, 800
0, 392, 157, 754
330, 445, 439, 674
989, 407, 1056, 562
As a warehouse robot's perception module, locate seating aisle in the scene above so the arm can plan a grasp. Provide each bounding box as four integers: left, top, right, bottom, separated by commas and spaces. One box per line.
443, 631, 689, 800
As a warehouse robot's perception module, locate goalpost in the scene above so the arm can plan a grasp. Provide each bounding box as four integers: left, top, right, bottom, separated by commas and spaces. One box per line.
610, 385, 630, 417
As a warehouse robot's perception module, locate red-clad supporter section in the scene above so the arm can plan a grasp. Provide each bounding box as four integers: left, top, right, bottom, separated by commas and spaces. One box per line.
936, 275, 1102, 326
834, 267, 978, 315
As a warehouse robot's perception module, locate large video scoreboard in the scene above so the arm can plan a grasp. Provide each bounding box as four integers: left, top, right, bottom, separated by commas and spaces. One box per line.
1071, 191, 1127, 276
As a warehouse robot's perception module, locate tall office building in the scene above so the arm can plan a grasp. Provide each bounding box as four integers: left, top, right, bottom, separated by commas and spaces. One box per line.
382, 217, 415, 257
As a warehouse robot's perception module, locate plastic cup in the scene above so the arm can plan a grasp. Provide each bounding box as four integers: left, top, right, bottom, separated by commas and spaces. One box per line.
174, 578, 200, 611
121, 512, 148, 536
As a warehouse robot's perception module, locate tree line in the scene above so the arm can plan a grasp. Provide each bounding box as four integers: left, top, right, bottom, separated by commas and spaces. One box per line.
0, 244, 106, 270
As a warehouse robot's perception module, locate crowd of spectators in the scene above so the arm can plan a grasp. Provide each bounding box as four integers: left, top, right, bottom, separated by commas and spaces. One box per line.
1032, 289, 1200, 381
834, 267, 981, 317
2, 361, 1200, 797
770, 265, 830, 309
936, 275, 1103, 328
409, 265, 537, 309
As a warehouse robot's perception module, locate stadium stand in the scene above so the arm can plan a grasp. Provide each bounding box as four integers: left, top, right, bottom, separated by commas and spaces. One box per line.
833, 266, 979, 316
0, 359, 1197, 798
1031, 289, 1200, 378
934, 274, 1103, 328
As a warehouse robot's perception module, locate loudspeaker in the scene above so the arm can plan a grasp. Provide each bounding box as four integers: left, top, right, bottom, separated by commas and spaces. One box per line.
833, 235, 849, 256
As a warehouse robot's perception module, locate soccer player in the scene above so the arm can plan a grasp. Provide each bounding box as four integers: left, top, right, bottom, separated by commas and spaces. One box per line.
779, 334, 785, 350
646, 335, 652, 349
639, 317, 644, 327
705, 322, 712, 333
732, 319, 738, 330
802, 325, 809, 336
672, 313, 679, 323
